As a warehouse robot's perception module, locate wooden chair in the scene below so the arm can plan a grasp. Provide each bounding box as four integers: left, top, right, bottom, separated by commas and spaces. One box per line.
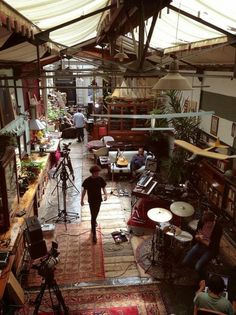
196, 307, 226, 315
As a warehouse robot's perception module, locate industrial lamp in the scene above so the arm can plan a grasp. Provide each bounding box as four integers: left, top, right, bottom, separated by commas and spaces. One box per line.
153, 60, 192, 90
114, 41, 129, 62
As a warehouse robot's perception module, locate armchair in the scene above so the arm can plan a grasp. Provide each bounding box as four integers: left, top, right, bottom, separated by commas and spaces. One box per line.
92, 146, 109, 164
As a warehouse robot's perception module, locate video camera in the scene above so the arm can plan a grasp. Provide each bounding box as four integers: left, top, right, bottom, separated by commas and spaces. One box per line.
62, 142, 71, 152
33, 241, 59, 279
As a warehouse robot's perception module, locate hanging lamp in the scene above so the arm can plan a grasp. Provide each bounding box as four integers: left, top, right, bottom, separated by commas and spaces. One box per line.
153, 60, 192, 90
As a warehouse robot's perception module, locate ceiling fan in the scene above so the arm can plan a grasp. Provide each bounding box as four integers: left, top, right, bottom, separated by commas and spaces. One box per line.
174, 140, 235, 160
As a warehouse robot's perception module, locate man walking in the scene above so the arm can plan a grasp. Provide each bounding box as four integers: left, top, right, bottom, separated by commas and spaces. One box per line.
81, 165, 107, 243
73, 109, 85, 142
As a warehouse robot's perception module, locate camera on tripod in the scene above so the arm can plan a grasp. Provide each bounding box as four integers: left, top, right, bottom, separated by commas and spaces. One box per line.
61, 142, 71, 156
33, 241, 59, 279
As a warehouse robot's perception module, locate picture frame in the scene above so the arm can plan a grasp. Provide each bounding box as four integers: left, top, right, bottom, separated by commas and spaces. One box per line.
210, 115, 219, 136
231, 122, 236, 138
17, 132, 27, 159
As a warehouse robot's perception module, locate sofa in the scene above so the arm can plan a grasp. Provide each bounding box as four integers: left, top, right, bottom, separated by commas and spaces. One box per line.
108, 150, 149, 176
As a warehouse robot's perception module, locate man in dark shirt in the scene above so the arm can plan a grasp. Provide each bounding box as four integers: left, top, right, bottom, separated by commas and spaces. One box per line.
182, 210, 223, 279
81, 165, 107, 243
130, 147, 147, 177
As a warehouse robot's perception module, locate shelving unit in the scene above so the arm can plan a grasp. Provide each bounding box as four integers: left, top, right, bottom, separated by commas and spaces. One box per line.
107, 99, 156, 142
194, 159, 236, 224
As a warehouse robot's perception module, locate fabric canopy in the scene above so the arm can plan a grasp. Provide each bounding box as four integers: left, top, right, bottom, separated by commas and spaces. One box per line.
4, 0, 236, 50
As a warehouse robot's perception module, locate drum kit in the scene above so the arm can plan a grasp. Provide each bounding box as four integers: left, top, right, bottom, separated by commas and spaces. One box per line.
145, 201, 195, 273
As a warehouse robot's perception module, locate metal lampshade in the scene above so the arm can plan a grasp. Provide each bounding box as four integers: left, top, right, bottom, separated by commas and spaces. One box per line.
153, 60, 192, 90
29, 119, 45, 130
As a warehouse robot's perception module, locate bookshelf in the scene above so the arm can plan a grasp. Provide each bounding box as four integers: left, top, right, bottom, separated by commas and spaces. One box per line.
107, 100, 155, 142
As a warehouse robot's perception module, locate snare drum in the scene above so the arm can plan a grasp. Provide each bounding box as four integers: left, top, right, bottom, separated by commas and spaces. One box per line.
174, 230, 193, 260
175, 230, 193, 243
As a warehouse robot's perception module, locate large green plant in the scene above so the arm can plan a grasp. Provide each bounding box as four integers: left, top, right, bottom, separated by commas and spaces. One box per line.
47, 105, 66, 122
165, 90, 200, 185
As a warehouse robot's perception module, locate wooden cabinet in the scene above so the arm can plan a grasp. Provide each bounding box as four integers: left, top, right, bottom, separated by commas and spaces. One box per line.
107, 100, 155, 142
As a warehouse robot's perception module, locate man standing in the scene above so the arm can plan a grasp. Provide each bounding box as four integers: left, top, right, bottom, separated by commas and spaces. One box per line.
73, 109, 85, 142
81, 165, 107, 244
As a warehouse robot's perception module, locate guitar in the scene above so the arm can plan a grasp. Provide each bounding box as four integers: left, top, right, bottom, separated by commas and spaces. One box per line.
116, 149, 129, 167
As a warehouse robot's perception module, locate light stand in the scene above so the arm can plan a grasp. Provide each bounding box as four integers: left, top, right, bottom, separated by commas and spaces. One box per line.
45, 143, 79, 229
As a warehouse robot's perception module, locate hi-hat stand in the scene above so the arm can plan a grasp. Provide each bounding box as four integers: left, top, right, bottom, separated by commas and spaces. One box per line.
33, 269, 69, 315
45, 143, 79, 227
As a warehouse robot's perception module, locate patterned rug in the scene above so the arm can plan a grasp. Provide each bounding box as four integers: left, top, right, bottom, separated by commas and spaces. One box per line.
135, 237, 199, 285
23, 223, 105, 288
18, 283, 167, 314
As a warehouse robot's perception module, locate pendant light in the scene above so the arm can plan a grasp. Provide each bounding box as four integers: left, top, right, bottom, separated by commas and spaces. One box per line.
114, 40, 129, 62
153, 60, 192, 91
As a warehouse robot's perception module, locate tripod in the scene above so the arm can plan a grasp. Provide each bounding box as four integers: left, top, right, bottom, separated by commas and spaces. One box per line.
33, 269, 68, 315
45, 144, 79, 227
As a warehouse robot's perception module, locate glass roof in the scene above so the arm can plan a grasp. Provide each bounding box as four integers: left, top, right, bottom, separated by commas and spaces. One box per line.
143, 0, 236, 49
4, 0, 236, 50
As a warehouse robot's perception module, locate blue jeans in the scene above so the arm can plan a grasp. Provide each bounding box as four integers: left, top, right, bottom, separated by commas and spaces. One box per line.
182, 243, 214, 278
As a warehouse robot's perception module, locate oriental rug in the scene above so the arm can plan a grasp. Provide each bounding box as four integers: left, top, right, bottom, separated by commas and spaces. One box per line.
23, 223, 105, 288
18, 283, 167, 315
135, 237, 199, 285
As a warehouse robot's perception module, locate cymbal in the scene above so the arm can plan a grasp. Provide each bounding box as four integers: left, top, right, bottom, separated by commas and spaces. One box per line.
147, 208, 173, 223
170, 201, 194, 217
163, 225, 182, 236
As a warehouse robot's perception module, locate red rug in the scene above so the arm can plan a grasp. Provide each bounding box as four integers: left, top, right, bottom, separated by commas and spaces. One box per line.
18, 283, 167, 314
38, 306, 138, 314
23, 223, 105, 287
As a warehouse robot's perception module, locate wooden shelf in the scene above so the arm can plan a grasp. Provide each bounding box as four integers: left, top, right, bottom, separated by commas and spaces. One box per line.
107, 101, 155, 142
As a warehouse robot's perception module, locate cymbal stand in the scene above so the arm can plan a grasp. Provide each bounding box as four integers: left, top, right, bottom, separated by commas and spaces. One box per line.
110, 162, 119, 196
145, 223, 164, 273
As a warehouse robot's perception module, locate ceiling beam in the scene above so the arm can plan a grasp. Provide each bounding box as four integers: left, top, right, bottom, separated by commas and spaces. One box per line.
168, 4, 236, 39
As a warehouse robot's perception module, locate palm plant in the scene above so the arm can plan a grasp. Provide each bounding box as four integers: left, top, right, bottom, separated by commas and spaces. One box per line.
165, 90, 200, 185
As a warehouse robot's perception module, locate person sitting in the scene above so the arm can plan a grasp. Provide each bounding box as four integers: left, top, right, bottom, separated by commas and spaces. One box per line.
182, 210, 223, 280
194, 275, 234, 315
130, 147, 147, 178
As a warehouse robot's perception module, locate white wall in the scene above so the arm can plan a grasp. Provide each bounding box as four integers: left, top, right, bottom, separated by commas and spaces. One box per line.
199, 71, 236, 146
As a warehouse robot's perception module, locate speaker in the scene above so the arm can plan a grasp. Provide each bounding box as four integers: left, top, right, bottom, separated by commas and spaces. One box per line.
145, 158, 158, 172
28, 240, 47, 259
25, 216, 43, 244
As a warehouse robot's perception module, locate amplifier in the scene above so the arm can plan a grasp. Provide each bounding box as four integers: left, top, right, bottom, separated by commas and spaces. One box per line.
25, 216, 43, 244
28, 240, 47, 259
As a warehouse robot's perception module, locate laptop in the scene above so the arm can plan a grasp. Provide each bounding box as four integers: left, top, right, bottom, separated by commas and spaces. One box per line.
204, 273, 229, 299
